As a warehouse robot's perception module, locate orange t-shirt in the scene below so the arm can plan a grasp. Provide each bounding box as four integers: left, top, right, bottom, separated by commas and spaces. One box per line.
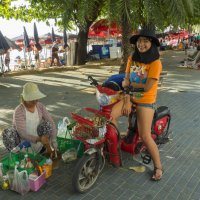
125, 56, 162, 104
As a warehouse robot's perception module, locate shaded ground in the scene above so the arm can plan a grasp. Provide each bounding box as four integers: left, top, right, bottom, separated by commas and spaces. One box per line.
1, 50, 200, 200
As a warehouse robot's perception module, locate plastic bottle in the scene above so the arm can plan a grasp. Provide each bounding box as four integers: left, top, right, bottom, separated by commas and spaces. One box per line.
42, 158, 53, 179
15, 161, 20, 168
0, 163, 3, 189
1, 163, 9, 190
24, 154, 28, 166
20, 154, 28, 169
25, 158, 33, 169
46, 158, 53, 165
0, 163, 3, 177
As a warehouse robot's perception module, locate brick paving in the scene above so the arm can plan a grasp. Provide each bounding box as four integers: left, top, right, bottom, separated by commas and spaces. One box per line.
1, 50, 200, 200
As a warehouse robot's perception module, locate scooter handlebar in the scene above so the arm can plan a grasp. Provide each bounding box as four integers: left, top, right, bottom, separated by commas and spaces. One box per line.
88, 76, 98, 86
124, 86, 144, 94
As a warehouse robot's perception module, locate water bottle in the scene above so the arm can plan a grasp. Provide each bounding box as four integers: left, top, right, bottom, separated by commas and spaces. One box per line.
0, 163, 9, 190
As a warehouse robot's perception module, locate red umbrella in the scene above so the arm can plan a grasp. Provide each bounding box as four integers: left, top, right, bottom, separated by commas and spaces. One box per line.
168, 30, 189, 40
88, 30, 107, 38
89, 19, 121, 38
39, 33, 62, 45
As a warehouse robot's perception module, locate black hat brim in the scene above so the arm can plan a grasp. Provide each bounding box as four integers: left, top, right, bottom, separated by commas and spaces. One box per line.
130, 35, 160, 47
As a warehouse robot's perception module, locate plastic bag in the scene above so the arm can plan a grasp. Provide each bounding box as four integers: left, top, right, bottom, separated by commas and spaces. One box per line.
62, 148, 77, 163
11, 166, 30, 195
57, 117, 71, 138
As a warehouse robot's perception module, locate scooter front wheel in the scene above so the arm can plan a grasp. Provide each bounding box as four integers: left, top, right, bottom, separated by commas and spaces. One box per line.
72, 153, 100, 193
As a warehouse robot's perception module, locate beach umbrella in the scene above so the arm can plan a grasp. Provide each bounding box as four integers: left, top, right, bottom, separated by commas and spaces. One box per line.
23, 26, 32, 66
33, 22, 42, 50
0, 31, 10, 55
11, 35, 25, 47
11, 35, 24, 42
0, 31, 10, 73
23, 26, 31, 51
89, 19, 122, 38
51, 27, 56, 42
63, 28, 68, 49
40, 32, 63, 44
5, 37, 21, 51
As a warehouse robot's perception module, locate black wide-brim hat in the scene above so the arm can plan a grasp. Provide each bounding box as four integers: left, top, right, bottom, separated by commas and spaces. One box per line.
130, 26, 160, 47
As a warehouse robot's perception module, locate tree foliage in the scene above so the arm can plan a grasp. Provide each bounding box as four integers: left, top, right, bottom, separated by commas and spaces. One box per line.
105, 0, 199, 31
0, 0, 199, 67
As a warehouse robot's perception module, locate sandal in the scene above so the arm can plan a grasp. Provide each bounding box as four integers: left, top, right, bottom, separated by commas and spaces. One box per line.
151, 167, 163, 181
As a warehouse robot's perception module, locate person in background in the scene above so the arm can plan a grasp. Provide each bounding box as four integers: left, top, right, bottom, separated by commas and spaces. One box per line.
110, 25, 163, 181
33, 44, 41, 68
5, 51, 11, 72
182, 44, 200, 69
50, 39, 61, 67
2, 82, 57, 154
62, 43, 70, 66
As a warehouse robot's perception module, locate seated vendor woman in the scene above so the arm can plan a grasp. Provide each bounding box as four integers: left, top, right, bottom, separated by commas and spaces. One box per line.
2, 82, 57, 153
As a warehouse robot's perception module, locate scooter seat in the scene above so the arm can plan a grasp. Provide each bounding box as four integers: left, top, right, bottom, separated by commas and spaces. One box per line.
154, 106, 170, 119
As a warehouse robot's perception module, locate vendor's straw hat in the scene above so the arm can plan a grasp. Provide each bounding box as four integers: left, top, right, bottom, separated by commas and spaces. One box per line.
21, 82, 46, 101
130, 25, 160, 47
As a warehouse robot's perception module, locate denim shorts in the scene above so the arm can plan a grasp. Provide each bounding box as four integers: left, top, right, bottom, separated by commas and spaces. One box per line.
136, 103, 157, 110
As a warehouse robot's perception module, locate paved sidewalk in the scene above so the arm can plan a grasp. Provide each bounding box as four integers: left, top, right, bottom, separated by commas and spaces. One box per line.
1, 50, 200, 200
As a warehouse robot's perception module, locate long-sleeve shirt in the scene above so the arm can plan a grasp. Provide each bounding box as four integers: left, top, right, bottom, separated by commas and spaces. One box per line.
12, 102, 57, 148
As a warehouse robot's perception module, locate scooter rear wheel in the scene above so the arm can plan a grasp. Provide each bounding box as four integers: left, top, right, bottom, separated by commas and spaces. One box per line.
72, 153, 100, 193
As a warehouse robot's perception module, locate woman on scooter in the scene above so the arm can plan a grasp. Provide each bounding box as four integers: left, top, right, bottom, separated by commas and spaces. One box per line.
111, 25, 163, 181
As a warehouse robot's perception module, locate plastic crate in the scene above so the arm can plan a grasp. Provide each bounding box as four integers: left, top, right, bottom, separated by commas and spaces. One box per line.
57, 137, 84, 157
1, 152, 46, 175
29, 171, 46, 191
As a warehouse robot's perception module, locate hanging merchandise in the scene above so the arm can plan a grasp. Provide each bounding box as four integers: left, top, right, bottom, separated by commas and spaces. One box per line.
11, 166, 30, 195
1, 177, 9, 190
57, 117, 72, 138
0, 163, 3, 177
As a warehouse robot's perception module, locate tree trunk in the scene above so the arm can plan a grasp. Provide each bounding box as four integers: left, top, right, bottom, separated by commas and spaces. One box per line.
119, 16, 133, 73
76, 27, 90, 65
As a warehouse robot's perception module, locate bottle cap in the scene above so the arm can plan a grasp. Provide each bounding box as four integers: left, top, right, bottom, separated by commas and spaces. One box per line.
15, 161, 20, 166
46, 158, 52, 165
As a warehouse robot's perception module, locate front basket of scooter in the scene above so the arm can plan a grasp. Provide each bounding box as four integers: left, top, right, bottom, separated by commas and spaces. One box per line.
71, 113, 105, 145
